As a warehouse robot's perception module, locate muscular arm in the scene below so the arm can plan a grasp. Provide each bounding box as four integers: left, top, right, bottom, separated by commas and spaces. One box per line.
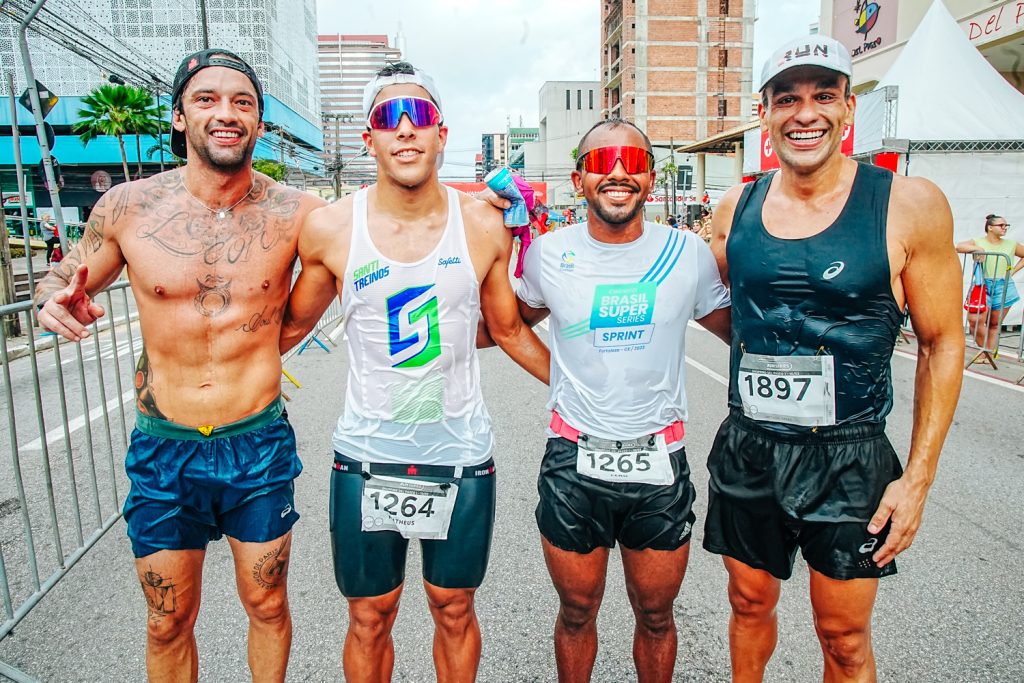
954, 239, 981, 254
709, 183, 744, 287
868, 177, 965, 567
34, 185, 129, 340
280, 207, 344, 354
477, 214, 550, 384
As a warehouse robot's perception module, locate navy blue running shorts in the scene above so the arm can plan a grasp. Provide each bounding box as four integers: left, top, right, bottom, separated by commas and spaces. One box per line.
703, 409, 903, 581
123, 399, 301, 558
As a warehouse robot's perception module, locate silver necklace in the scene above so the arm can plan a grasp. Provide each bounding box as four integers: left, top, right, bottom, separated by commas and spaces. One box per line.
182, 173, 256, 220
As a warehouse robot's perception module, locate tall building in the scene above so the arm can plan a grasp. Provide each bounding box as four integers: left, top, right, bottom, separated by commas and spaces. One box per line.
817, 0, 1024, 95
0, 0, 323, 214
318, 34, 401, 187
480, 132, 507, 175
520, 81, 601, 207
600, 0, 755, 146
507, 127, 540, 171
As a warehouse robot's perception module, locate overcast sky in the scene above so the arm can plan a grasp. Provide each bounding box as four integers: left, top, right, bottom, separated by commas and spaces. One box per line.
315, 0, 820, 180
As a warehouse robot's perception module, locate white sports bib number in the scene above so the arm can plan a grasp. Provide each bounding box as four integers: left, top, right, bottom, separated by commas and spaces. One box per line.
360, 474, 459, 540
738, 353, 836, 427
576, 433, 674, 486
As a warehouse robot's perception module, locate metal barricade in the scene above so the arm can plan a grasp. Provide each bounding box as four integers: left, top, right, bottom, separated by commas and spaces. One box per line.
961, 251, 1016, 369
0, 281, 138, 683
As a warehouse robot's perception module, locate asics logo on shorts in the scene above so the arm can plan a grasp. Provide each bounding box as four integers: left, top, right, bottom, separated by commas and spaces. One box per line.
280, 504, 292, 518
858, 537, 878, 554
822, 261, 845, 280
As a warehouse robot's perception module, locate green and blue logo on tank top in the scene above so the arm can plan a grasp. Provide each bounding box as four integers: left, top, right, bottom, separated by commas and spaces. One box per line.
386, 285, 441, 368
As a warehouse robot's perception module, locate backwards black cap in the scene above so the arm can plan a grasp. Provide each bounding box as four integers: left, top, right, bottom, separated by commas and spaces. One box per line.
170, 48, 264, 158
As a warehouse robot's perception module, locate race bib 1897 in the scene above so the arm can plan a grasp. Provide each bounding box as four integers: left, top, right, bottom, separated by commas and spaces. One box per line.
360, 474, 459, 540
737, 353, 836, 427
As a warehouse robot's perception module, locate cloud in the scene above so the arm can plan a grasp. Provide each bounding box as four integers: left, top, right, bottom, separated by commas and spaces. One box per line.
317, 0, 600, 179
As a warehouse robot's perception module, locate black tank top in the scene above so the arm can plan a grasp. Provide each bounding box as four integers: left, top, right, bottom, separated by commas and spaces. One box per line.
726, 162, 903, 432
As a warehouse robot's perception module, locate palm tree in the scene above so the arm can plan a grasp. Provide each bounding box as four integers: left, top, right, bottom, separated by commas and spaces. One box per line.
74, 84, 164, 182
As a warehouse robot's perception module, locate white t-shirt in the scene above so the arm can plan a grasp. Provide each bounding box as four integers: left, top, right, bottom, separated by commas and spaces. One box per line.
518, 222, 729, 440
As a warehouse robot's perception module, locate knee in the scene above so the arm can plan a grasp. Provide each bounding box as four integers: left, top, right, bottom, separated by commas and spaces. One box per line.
557, 592, 602, 632
817, 625, 871, 671
727, 579, 777, 621
631, 602, 675, 637
146, 609, 197, 648
348, 597, 400, 641
426, 589, 476, 633
243, 589, 289, 626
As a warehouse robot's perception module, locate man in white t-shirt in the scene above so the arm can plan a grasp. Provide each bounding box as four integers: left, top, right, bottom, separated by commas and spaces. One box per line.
516, 119, 731, 681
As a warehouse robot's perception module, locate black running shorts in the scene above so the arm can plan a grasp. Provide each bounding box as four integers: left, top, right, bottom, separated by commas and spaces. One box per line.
703, 409, 903, 581
536, 437, 696, 554
330, 452, 497, 598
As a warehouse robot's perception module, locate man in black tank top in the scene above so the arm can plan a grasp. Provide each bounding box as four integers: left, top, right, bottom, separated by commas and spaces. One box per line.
704, 35, 965, 681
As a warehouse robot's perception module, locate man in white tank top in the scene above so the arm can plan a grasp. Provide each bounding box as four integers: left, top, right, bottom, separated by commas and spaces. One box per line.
280, 62, 549, 682
514, 119, 731, 681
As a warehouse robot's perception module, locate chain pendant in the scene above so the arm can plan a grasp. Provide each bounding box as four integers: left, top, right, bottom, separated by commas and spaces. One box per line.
217, 210, 227, 220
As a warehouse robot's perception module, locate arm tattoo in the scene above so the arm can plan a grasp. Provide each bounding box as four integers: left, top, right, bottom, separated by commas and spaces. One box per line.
135, 346, 168, 419
252, 538, 289, 590
194, 275, 231, 317
237, 304, 284, 333
140, 567, 177, 616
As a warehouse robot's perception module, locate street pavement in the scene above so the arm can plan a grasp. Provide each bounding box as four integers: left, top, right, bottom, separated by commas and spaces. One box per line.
0, 319, 1022, 682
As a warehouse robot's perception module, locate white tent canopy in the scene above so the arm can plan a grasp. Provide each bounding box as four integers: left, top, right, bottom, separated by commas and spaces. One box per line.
876, 0, 1024, 141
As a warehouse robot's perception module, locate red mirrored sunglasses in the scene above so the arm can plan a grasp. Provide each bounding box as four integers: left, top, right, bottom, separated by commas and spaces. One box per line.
576, 146, 655, 174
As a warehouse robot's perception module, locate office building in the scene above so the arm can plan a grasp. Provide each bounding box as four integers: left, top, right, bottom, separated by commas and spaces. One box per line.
318, 33, 401, 187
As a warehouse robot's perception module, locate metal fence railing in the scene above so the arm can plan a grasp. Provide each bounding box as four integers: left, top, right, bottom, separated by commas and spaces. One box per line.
0, 281, 138, 683
960, 251, 1016, 369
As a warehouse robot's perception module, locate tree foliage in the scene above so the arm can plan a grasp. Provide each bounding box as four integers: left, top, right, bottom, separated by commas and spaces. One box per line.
253, 159, 286, 181
74, 84, 165, 182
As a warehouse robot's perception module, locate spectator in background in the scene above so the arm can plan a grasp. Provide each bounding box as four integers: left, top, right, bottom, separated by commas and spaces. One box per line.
666, 215, 677, 228
39, 213, 59, 266
956, 213, 1023, 350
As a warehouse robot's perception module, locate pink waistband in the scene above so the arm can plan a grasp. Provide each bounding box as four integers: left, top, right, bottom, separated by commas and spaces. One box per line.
549, 411, 685, 446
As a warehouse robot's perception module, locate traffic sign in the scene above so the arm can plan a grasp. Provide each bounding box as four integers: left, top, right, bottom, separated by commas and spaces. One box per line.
18, 81, 59, 119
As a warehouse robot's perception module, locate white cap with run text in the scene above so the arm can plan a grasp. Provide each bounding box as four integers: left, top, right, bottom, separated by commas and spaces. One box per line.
758, 34, 853, 92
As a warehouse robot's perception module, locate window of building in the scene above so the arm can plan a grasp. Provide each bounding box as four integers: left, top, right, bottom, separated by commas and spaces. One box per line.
718, 98, 728, 117
589, 90, 594, 110
577, 89, 582, 110
718, 49, 728, 67
566, 89, 571, 110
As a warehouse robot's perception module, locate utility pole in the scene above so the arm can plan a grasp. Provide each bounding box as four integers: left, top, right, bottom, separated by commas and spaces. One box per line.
198, 0, 210, 50
670, 137, 677, 219
8, 72, 37, 326
18, 0, 69, 256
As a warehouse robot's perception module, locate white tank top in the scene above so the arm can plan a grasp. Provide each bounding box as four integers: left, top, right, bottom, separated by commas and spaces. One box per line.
332, 186, 494, 466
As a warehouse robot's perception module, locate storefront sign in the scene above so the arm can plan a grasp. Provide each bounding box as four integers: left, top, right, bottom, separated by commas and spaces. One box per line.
961, 1, 1024, 47
1, 190, 35, 209
832, 1, 899, 59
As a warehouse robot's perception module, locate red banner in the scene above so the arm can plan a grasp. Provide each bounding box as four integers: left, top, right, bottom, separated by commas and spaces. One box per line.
760, 123, 854, 171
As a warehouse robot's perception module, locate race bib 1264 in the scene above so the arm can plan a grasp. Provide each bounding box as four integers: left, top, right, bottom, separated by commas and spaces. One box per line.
360, 474, 459, 540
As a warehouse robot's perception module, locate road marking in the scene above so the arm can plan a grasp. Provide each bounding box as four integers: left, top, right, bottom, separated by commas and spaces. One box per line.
685, 356, 728, 386
23, 389, 135, 451
893, 347, 1024, 394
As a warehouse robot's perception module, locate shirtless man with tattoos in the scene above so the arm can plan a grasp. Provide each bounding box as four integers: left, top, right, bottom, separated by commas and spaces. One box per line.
34, 49, 322, 683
